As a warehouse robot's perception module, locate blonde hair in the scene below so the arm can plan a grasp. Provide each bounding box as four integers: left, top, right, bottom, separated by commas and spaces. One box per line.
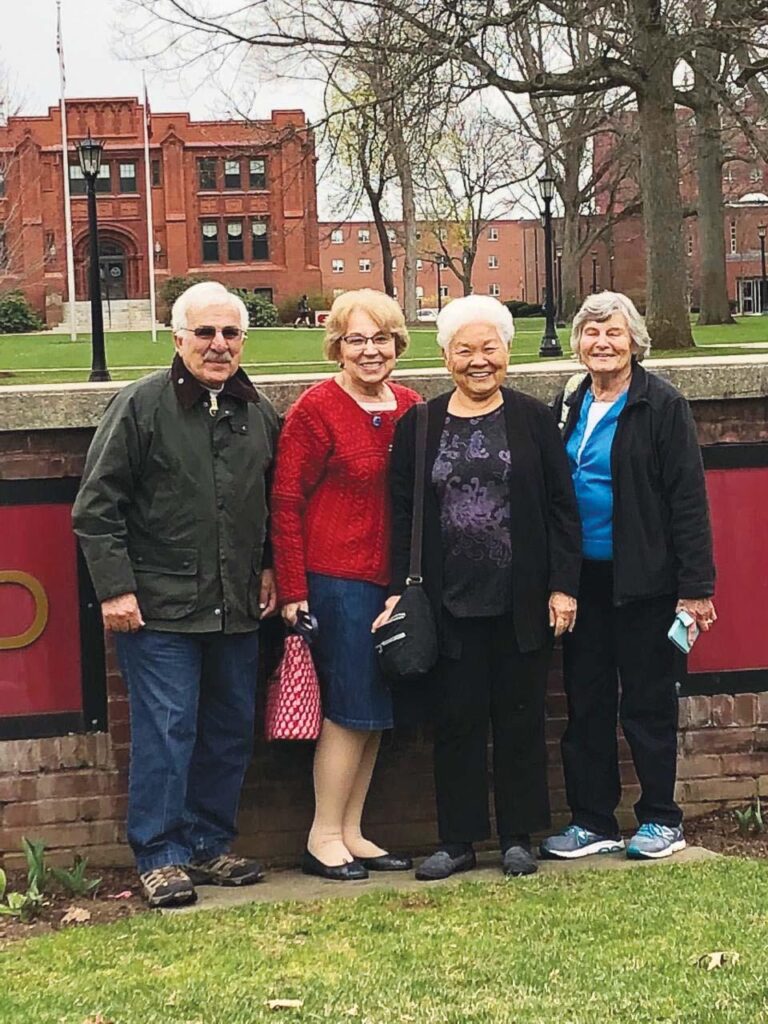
323, 289, 409, 361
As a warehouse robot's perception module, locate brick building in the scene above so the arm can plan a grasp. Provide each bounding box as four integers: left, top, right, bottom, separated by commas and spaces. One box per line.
0, 98, 322, 325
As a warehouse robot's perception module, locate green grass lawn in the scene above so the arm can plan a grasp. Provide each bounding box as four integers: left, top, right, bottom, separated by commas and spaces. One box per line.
3, 859, 768, 1023
1, 316, 767, 386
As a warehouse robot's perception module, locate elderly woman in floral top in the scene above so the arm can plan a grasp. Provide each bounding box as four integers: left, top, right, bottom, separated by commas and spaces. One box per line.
374, 295, 581, 880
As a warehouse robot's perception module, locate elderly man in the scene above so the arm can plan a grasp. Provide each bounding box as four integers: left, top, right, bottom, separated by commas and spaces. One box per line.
73, 281, 280, 908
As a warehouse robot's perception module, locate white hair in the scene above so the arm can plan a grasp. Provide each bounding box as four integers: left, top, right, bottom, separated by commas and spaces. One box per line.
571, 291, 651, 361
171, 281, 249, 334
435, 295, 515, 351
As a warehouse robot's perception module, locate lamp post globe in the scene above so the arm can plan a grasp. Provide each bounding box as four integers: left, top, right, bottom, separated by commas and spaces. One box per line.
538, 175, 562, 358
75, 132, 111, 382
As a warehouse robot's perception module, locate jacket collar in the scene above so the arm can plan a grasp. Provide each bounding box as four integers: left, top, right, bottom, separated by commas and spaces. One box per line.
567, 357, 648, 412
170, 353, 260, 410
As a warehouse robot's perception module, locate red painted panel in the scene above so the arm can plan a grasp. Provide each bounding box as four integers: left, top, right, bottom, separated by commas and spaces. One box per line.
689, 467, 768, 673
0, 504, 82, 715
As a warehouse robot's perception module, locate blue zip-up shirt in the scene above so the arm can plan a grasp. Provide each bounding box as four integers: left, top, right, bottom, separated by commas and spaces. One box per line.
565, 389, 628, 560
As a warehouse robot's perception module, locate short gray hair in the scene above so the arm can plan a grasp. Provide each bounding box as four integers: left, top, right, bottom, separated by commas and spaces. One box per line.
570, 291, 651, 361
436, 295, 515, 351
171, 281, 249, 334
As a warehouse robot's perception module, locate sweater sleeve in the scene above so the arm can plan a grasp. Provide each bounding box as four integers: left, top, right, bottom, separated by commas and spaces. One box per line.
270, 397, 333, 604
387, 405, 418, 598
536, 402, 582, 597
657, 396, 715, 598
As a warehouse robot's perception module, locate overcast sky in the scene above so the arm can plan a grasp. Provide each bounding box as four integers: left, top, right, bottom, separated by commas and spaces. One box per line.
2, 0, 320, 121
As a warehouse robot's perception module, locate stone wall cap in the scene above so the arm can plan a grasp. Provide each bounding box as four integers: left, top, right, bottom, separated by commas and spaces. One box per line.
1, 355, 767, 432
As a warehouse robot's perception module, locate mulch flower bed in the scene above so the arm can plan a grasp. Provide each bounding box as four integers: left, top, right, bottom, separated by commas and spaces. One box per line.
685, 808, 768, 858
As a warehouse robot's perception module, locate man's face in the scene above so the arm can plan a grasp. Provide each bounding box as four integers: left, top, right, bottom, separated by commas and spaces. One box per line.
174, 300, 246, 387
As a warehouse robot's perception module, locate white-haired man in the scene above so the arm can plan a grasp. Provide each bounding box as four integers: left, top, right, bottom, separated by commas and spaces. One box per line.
73, 282, 280, 907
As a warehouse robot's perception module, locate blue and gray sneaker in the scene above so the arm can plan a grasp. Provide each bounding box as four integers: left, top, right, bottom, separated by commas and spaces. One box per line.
626, 823, 686, 860
539, 825, 625, 860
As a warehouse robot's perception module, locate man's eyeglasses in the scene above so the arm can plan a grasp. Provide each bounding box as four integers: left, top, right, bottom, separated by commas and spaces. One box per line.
181, 326, 245, 342
341, 332, 394, 350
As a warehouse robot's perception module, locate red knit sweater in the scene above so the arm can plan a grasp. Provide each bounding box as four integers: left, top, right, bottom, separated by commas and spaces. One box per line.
271, 378, 421, 603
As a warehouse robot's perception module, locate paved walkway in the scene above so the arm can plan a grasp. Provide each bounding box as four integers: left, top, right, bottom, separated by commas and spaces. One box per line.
164, 845, 717, 915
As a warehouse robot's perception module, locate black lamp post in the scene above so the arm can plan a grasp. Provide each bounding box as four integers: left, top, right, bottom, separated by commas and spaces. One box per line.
758, 224, 767, 315
76, 132, 111, 382
555, 245, 565, 327
436, 254, 447, 311
609, 253, 616, 291
538, 175, 562, 357
591, 249, 598, 294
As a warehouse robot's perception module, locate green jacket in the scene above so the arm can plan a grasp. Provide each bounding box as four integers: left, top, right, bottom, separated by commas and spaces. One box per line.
72, 357, 280, 633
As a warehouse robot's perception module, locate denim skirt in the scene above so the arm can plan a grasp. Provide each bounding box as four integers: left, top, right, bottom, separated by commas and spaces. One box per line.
307, 573, 393, 730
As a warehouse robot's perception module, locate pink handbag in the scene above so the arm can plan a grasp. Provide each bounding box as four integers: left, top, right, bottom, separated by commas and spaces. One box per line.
264, 634, 322, 741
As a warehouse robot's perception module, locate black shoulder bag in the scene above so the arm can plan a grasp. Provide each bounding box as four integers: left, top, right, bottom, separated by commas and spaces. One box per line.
375, 403, 438, 682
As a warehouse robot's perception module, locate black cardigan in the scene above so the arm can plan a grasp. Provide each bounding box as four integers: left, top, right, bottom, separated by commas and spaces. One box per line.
553, 361, 715, 604
388, 387, 582, 654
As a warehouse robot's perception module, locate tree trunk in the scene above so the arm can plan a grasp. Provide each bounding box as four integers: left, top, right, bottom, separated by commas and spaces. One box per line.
694, 48, 734, 325
560, 206, 582, 321
366, 186, 395, 297
634, 4, 694, 347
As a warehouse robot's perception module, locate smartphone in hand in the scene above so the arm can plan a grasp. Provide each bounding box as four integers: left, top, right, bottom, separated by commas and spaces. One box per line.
668, 609, 699, 654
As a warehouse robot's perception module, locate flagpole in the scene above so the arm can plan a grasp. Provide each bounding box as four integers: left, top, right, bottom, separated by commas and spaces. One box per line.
57, 0, 77, 341
142, 71, 158, 343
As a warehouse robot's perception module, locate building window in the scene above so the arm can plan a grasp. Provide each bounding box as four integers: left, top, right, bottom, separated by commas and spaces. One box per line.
0, 226, 7, 270
251, 219, 269, 261
119, 162, 137, 193
416, 285, 424, 298
489, 283, 500, 297
201, 220, 219, 262
723, 167, 734, 183
359, 258, 371, 272
750, 167, 763, 183
151, 159, 162, 187
357, 228, 370, 243
249, 158, 267, 189
687, 236, 694, 256
95, 164, 111, 193
488, 226, 499, 241
224, 159, 242, 190
68, 164, 86, 195
0, 165, 5, 198
253, 287, 273, 302
488, 254, 499, 269
332, 259, 344, 273
386, 228, 396, 242
439, 285, 449, 298
331, 229, 344, 244
227, 220, 244, 261
391, 257, 397, 270
416, 259, 423, 270
198, 157, 217, 191
393, 286, 398, 297
44, 231, 56, 265
730, 221, 737, 254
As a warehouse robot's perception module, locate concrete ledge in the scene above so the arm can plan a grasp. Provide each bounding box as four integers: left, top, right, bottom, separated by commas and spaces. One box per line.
1, 355, 767, 433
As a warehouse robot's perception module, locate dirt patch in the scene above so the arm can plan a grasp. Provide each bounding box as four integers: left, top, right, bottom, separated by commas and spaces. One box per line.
0, 867, 146, 946
687, 809, 768, 858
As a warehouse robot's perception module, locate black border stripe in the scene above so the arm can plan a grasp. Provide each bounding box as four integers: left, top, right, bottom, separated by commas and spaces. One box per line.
702, 443, 768, 470
681, 669, 768, 697
0, 712, 84, 741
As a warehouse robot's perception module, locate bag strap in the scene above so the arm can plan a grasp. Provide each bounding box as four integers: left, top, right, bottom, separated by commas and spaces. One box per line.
407, 403, 428, 584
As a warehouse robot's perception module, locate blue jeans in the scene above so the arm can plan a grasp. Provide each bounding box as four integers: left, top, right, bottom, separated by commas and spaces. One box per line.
115, 629, 260, 873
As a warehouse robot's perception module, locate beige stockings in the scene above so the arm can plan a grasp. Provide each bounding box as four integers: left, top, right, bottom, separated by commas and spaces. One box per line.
307, 718, 386, 865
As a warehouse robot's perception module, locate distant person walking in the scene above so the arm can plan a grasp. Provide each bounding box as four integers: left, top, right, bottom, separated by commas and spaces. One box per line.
294, 294, 312, 328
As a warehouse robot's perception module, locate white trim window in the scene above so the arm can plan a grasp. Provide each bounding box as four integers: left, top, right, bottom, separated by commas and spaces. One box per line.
357, 228, 370, 243
330, 229, 344, 244
730, 221, 737, 254
488, 226, 499, 241
359, 258, 371, 272
332, 258, 345, 273
489, 283, 500, 297
488, 254, 499, 269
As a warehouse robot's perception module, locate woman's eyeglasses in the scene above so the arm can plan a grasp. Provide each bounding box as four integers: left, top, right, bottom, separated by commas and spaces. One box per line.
181, 326, 245, 341
341, 332, 394, 350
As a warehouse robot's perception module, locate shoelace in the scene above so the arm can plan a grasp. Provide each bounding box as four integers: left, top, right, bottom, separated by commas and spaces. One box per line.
635, 823, 673, 840
563, 825, 594, 844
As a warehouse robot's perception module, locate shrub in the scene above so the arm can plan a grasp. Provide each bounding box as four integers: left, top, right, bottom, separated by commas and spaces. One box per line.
0, 290, 44, 333
277, 292, 334, 325
157, 275, 204, 326
233, 290, 280, 328
504, 299, 543, 319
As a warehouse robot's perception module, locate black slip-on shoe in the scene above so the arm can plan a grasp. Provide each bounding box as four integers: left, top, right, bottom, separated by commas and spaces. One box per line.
358, 853, 413, 872
415, 849, 476, 881
502, 845, 538, 877
301, 850, 369, 881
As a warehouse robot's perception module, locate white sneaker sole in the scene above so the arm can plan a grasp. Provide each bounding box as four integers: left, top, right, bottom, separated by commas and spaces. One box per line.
540, 838, 625, 860
626, 838, 687, 860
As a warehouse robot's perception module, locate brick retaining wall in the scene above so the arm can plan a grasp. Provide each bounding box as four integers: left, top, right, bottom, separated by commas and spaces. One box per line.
1, 365, 766, 869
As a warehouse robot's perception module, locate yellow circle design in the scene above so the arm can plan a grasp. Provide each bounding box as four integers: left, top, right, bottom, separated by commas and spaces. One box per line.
0, 571, 49, 651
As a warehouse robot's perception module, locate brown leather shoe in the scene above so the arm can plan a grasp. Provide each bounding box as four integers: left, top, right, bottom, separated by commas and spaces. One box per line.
139, 864, 197, 908
187, 853, 265, 887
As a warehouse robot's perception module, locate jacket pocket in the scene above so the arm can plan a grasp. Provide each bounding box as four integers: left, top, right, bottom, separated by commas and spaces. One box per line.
247, 549, 264, 619
132, 545, 198, 621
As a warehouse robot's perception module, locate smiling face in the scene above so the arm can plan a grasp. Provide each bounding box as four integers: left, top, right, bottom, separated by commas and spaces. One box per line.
173, 299, 246, 388
444, 321, 509, 400
578, 312, 635, 378
338, 307, 397, 389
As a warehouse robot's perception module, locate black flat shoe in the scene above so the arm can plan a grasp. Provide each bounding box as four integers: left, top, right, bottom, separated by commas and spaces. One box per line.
301, 850, 368, 881
358, 853, 413, 872
502, 845, 538, 877
415, 849, 476, 881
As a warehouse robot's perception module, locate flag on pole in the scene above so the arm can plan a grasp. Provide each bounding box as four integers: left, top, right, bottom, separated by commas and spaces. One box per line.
142, 71, 158, 342
57, 0, 77, 341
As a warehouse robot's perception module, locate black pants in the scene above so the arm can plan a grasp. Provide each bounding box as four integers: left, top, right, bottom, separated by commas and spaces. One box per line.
433, 614, 552, 844
561, 560, 683, 837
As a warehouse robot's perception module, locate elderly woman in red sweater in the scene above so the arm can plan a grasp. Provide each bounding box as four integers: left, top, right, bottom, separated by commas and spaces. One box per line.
271, 289, 421, 881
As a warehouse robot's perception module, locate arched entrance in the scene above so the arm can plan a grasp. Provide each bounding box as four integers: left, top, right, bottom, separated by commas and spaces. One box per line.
74, 229, 141, 301
99, 240, 127, 301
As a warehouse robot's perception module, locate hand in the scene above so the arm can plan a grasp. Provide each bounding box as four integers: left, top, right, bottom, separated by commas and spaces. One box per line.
281, 599, 309, 627
259, 568, 278, 617
677, 598, 717, 644
549, 591, 577, 638
101, 593, 144, 633
372, 595, 401, 632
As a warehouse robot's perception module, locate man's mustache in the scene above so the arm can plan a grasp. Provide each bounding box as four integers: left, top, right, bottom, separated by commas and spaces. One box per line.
203, 351, 233, 363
